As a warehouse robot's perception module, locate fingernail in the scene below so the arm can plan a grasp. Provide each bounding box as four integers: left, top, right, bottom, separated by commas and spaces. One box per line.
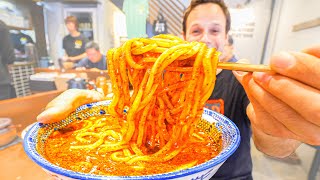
271, 52, 296, 69
253, 72, 271, 84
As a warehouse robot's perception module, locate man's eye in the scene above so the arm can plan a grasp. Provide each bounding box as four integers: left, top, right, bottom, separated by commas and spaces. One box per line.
191, 30, 200, 34
210, 29, 220, 33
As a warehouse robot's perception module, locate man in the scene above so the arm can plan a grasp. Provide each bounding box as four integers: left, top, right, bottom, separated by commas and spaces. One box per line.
0, 20, 16, 100
62, 16, 88, 64
10, 30, 35, 55
37, 0, 320, 179
183, 1, 252, 178
182, 1, 301, 179
75, 42, 107, 70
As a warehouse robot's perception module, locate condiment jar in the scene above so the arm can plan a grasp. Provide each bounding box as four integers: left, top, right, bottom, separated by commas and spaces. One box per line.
96, 76, 109, 95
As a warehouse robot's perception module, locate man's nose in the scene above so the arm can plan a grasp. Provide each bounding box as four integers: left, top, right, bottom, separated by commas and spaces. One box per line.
200, 33, 211, 46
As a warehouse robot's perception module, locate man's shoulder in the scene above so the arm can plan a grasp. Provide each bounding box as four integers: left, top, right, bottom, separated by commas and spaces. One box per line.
78, 34, 89, 41
63, 34, 72, 41
76, 57, 90, 67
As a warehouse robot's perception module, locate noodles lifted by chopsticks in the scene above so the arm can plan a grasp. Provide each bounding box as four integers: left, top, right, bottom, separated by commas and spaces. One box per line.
100, 34, 220, 163
66, 34, 220, 169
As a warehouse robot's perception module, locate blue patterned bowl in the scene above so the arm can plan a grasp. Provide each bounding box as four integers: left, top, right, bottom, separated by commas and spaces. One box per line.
24, 100, 240, 180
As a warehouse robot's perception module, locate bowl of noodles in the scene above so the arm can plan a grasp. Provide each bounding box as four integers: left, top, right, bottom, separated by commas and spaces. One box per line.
24, 100, 240, 180
24, 35, 240, 179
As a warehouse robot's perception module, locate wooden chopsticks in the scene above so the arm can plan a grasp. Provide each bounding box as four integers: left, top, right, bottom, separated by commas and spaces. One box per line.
217, 62, 273, 73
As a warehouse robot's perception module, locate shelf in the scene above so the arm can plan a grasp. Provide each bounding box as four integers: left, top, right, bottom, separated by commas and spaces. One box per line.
8, 25, 32, 31
79, 28, 93, 31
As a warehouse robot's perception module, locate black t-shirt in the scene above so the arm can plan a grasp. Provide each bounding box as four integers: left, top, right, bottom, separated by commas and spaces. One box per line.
206, 65, 252, 179
10, 32, 34, 53
62, 34, 88, 57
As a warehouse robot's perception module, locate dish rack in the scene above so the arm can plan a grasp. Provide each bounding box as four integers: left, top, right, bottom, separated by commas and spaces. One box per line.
8, 62, 35, 97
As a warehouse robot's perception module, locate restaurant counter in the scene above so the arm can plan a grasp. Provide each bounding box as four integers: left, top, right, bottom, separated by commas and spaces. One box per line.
35, 67, 110, 81
0, 90, 63, 180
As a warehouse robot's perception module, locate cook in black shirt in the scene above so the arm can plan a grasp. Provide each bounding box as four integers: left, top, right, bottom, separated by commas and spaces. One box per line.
62, 16, 88, 64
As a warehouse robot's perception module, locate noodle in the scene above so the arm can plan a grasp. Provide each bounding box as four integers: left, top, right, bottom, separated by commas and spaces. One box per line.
104, 34, 220, 162
43, 34, 222, 175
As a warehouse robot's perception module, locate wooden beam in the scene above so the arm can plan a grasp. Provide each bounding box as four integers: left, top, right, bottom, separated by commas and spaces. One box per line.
292, 17, 320, 32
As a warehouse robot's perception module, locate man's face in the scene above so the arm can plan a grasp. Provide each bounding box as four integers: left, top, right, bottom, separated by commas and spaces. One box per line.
184, 3, 227, 53
86, 48, 102, 63
66, 22, 77, 32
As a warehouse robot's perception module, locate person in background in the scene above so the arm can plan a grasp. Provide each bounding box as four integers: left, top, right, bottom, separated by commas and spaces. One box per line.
0, 20, 16, 100
153, 12, 168, 35
37, 0, 320, 179
62, 16, 88, 64
10, 30, 34, 55
221, 34, 236, 62
75, 42, 107, 71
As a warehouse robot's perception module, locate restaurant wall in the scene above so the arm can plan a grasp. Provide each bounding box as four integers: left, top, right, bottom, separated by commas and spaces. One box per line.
97, 0, 127, 52
227, 0, 272, 65
263, 0, 320, 64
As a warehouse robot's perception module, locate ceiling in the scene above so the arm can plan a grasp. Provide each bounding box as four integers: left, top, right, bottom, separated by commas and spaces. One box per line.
38, 0, 99, 3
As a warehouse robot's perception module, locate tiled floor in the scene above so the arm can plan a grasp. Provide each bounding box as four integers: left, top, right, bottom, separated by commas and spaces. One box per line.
251, 140, 319, 180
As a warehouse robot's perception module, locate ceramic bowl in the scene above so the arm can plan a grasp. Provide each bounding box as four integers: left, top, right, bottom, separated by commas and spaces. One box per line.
24, 100, 240, 180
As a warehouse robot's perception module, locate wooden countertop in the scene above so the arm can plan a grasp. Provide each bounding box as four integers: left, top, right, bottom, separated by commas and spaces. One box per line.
0, 90, 63, 132
0, 135, 50, 180
0, 90, 64, 179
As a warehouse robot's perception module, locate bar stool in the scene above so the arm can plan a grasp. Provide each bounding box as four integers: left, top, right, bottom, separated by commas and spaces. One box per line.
308, 146, 320, 180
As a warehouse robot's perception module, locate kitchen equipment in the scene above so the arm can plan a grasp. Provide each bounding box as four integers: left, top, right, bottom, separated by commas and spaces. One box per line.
67, 78, 88, 89
67, 77, 97, 90
95, 76, 111, 95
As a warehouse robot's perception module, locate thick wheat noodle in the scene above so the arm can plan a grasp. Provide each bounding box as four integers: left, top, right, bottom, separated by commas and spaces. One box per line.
70, 35, 219, 166
179, 44, 207, 120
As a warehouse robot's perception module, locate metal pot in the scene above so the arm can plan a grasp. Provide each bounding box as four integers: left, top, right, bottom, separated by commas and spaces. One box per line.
67, 78, 88, 89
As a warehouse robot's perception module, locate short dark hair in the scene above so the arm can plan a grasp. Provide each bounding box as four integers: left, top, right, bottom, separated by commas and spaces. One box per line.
65, 16, 79, 29
182, 0, 231, 34
85, 41, 100, 51
227, 34, 233, 46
